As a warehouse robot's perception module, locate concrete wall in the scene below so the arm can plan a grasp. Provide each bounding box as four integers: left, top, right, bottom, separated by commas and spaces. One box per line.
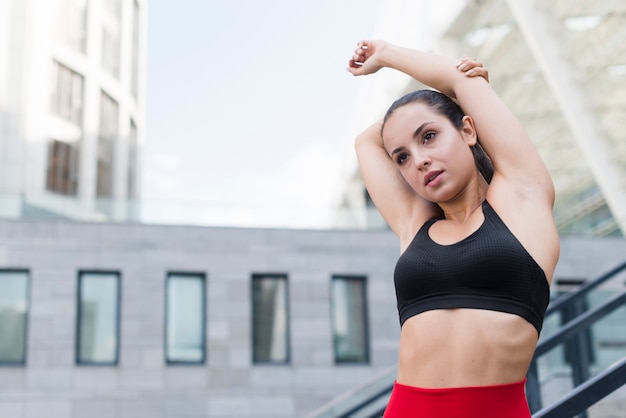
0, 219, 401, 418
0, 219, 625, 417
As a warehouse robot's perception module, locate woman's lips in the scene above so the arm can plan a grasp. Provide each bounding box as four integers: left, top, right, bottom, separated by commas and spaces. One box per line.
424, 170, 443, 186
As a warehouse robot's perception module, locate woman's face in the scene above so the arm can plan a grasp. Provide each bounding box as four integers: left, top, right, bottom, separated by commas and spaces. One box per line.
382, 102, 478, 203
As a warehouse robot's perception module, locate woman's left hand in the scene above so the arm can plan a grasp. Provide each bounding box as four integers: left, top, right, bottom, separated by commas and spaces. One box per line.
456, 56, 489, 82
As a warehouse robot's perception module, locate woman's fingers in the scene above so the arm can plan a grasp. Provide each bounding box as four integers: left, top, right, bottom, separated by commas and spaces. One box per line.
457, 56, 489, 82
353, 45, 368, 63
347, 40, 385, 76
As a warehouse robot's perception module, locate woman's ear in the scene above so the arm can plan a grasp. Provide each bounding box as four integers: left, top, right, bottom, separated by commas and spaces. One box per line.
461, 116, 477, 146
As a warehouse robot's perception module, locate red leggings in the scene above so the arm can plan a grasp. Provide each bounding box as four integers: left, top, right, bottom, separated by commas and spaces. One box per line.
384, 379, 531, 418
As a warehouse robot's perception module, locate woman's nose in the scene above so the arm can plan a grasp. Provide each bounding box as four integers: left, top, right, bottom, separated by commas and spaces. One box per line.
414, 153, 430, 170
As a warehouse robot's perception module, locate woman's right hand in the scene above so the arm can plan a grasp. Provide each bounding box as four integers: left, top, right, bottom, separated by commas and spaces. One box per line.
347, 40, 390, 76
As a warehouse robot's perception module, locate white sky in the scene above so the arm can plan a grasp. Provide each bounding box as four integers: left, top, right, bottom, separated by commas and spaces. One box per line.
142, 0, 383, 228
142, 0, 465, 229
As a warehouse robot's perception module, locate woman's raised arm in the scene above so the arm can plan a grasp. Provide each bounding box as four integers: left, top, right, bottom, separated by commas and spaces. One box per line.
351, 46, 491, 245
348, 40, 555, 208
355, 119, 440, 242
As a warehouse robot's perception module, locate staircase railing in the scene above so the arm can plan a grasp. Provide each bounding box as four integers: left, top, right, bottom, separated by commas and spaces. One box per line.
526, 260, 626, 415
545, 260, 626, 318
532, 357, 626, 418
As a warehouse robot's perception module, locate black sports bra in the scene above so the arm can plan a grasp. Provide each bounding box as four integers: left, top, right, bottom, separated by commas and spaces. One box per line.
394, 200, 550, 334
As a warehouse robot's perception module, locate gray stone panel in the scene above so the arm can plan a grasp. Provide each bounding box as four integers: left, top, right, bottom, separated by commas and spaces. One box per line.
0, 219, 624, 417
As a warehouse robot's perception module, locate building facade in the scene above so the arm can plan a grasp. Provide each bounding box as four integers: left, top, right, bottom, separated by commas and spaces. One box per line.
0, 0, 147, 222
0, 219, 625, 417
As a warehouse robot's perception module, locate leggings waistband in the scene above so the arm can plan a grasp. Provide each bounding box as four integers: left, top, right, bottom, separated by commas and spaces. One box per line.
384, 378, 531, 418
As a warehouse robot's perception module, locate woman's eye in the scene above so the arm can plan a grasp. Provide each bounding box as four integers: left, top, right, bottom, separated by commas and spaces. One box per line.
423, 131, 435, 143
396, 153, 408, 165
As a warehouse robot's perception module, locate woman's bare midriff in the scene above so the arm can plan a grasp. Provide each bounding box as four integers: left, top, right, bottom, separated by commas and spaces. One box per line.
397, 308, 539, 388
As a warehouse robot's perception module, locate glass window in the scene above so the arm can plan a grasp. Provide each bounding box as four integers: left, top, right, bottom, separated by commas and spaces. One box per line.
51, 61, 84, 125
0, 271, 29, 365
76, 272, 120, 365
331, 276, 369, 363
252, 274, 289, 364
102, 27, 120, 78
100, 0, 121, 78
165, 273, 206, 364
46, 139, 79, 195
97, 91, 118, 198
55, 0, 87, 52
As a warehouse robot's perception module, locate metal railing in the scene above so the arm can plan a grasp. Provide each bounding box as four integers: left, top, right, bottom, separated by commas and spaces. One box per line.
532, 357, 626, 418
527, 260, 626, 415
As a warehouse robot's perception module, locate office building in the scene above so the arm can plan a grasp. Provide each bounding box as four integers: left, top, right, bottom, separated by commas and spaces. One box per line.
0, 0, 146, 221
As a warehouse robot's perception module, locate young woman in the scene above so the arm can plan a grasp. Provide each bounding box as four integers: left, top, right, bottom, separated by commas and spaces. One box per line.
347, 40, 560, 417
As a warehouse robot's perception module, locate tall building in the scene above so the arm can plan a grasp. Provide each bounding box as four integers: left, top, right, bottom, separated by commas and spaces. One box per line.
336, 0, 626, 238
0, 0, 147, 221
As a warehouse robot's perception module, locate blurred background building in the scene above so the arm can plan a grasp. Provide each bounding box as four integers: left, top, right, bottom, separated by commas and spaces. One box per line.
336, 0, 626, 239
0, 0, 145, 222
1, 0, 626, 417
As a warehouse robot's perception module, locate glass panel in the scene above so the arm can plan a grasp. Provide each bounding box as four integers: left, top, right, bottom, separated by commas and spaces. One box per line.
101, 0, 121, 77
51, 61, 84, 125
46, 139, 79, 195
588, 289, 626, 371
55, 0, 87, 52
97, 92, 118, 198
252, 275, 289, 363
331, 276, 369, 363
102, 27, 120, 78
0, 271, 29, 364
166, 274, 205, 363
77, 272, 120, 364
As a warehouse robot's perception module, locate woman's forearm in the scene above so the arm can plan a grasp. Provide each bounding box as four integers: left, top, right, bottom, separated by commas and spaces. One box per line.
376, 44, 466, 99
349, 40, 489, 98
354, 120, 384, 150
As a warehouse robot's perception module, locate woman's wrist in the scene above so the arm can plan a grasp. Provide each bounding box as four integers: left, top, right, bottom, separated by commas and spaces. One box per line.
378, 43, 427, 75
377, 42, 396, 70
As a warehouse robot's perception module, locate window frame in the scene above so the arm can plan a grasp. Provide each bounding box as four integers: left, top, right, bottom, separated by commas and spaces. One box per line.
251, 273, 291, 365
75, 270, 121, 366
164, 272, 207, 365
330, 274, 370, 364
0, 269, 30, 366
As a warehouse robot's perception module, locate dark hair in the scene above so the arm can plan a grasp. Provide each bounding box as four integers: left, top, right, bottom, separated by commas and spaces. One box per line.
382, 89, 493, 183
